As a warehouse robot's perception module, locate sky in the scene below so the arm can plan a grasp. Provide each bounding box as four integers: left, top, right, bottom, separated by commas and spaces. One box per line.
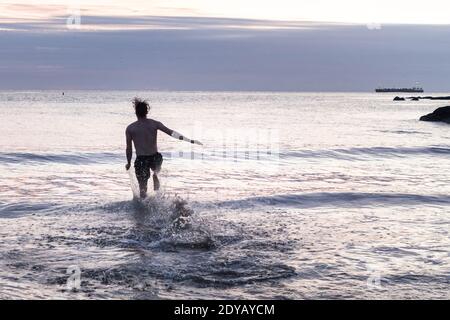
3, 0, 450, 24
1, 0, 450, 91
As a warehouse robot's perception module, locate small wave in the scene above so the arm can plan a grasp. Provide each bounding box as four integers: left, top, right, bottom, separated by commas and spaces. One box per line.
217, 192, 450, 209
0, 152, 122, 165
281, 146, 450, 161
0, 150, 281, 166
0, 202, 67, 218
45, 255, 296, 290
185, 261, 296, 287
1, 145, 448, 166
384, 273, 450, 286
377, 129, 432, 135
372, 246, 420, 257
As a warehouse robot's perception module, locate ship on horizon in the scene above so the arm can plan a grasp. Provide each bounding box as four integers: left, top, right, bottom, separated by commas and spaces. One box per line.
375, 86, 424, 93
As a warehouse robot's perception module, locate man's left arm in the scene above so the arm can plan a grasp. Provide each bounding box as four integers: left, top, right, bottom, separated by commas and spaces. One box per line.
125, 128, 132, 170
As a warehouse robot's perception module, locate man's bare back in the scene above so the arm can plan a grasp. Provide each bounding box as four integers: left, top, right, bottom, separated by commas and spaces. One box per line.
126, 119, 172, 156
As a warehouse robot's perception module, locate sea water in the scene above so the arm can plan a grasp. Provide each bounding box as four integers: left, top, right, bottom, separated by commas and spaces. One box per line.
0, 91, 448, 299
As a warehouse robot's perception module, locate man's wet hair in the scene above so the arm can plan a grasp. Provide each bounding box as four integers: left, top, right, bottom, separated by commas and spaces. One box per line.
133, 98, 149, 118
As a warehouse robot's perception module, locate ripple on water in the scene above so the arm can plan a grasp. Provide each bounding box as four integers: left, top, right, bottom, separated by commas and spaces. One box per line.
0, 194, 300, 299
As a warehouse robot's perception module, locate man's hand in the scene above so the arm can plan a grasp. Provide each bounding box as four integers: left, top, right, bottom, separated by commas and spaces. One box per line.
191, 140, 203, 146
125, 163, 131, 171
170, 130, 203, 146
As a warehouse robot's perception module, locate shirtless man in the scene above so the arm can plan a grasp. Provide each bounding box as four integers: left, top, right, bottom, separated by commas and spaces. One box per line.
125, 98, 202, 198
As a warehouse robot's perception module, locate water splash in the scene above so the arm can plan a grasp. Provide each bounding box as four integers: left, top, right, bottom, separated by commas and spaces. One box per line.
127, 169, 140, 199
128, 191, 215, 251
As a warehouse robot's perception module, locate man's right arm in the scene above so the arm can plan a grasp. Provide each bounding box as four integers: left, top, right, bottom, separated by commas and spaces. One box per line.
125, 127, 133, 170
157, 121, 203, 145
156, 121, 174, 136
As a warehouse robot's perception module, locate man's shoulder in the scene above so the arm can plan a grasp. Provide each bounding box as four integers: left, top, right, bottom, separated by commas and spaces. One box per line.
147, 118, 161, 127
126, 121, 138, 131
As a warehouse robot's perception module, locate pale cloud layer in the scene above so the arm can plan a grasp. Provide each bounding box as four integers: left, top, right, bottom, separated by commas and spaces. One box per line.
1, 15, 450, 91
2, 0, 450, 24
2, 2, 450, 91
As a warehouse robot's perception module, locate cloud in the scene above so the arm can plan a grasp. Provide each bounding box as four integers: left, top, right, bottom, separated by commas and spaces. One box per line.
1, 15, 450, 91
2, 0, 450, 25
0, 3, 68, 20
1, 14, 337, 32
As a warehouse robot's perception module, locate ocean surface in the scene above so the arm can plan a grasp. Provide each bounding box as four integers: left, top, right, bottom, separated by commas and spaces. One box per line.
0, 91, 448, 299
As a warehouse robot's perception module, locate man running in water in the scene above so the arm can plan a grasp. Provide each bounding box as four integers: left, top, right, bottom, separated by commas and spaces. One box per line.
125, 98, 202, 198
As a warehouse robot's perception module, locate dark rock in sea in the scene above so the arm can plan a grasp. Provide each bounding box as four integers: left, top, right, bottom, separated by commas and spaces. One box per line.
420, 106, 450, 123
393, 96, 405, 101
427, 96, 450, 100
408, 96, 450, 101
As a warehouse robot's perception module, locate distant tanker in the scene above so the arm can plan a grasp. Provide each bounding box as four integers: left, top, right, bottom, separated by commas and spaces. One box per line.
375, 86, 424, 93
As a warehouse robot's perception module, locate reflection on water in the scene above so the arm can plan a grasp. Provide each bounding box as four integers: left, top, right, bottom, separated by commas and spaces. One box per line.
0, 91, 449, 299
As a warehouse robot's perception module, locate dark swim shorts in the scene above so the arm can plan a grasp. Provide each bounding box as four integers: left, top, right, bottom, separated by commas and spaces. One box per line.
134, 152, 163, 181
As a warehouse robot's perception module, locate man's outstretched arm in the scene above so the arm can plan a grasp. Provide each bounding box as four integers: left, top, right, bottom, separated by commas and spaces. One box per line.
125, 128, 133, 170
157, 121, 203, 145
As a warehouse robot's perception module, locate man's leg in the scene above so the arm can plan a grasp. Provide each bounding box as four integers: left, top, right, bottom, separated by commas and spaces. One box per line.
152, 172, 160, 191
138, 178, 149, 198
135, 158, 150, 199
151, 153, 163, 191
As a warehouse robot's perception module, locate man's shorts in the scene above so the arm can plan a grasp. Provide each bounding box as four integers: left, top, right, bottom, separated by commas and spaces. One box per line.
134, 152, 163, 181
